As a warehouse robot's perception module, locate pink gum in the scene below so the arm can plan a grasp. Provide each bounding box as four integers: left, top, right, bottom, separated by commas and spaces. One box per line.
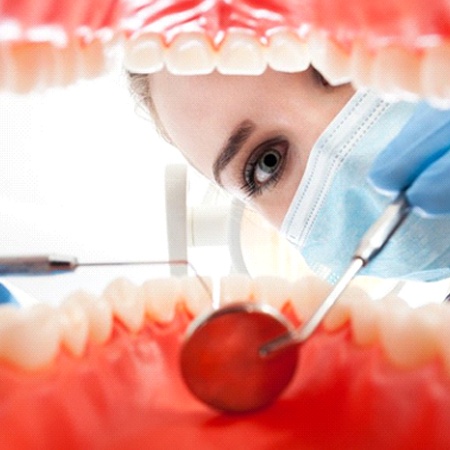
0, 0, 123, 42
122, 0, 450, 49
2, 0, 450, 47
0, 307, 449, 448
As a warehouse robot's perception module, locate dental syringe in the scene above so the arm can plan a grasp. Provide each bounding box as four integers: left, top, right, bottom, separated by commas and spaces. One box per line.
0, 255, 192, 275
0, 254, 213, 300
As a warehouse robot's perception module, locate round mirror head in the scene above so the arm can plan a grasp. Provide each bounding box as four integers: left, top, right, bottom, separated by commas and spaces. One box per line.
180, 302, 298, 413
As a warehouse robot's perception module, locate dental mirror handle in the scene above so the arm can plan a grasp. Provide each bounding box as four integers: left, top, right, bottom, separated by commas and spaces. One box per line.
260, 193, 411, 356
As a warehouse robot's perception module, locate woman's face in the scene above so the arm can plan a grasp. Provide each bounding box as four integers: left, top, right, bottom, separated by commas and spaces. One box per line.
151, 68, 355, 227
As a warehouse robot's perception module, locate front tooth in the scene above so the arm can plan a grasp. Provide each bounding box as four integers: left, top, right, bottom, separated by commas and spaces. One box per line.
10, 43, 53, 93
220, 274, 254, 305
180, 276, 212, 316
323, 285, 371, 332
165, 32, 215, 75
421, 42, 450, 106
103, 278, 145, 333
138, 277, 181, 322
0, 44, 10, 90
267, 30, 310, 73
80, 38, 106, 80
253, 276, 292, 309
59, 297, 89, 357
349, 294, 383, 346
0, 306, 22, 359
217, 32, 267, 75
66, 290, 113, 344
291, 276, 332, 323
371, 45, 422, 101
308, 31, 351, 85
124, 33, 164, 73
54, 40, 80, 87
349, 40, 373, 88
378, 299, 440, 369
0, 304, 61, 370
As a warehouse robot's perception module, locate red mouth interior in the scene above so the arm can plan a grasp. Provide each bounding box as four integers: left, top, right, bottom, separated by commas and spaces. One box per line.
1, 302, 449, 449
1, 0, 450, 447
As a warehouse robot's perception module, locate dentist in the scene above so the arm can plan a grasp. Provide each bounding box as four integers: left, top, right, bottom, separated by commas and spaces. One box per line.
129, 67, 450, 283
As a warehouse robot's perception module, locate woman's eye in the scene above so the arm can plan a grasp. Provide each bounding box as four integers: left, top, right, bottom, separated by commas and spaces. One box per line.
242, 138, 288, 198
254, 150, 282, 183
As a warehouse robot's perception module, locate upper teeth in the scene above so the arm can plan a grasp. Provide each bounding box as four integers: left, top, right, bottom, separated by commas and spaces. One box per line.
123, 29, 450, 106
1, 27, 450, 104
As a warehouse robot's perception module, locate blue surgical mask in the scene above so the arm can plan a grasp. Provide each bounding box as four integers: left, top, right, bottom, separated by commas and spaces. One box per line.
281, 90, 450, 284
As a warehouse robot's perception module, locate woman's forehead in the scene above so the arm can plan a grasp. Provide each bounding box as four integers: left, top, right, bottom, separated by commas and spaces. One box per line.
151, 69, 307, 136
151, 70, 275, 153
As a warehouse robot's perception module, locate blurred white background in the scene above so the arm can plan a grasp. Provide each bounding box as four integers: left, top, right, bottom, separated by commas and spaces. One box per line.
0, 66, 198, 303
1, 66, 447, 307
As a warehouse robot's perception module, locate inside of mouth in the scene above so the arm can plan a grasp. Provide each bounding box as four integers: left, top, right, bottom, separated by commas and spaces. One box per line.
1, 1, 450, 448
1, 273, 450, 448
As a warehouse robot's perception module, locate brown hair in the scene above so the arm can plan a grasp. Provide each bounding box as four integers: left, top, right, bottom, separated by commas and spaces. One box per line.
127, 71, 173, 144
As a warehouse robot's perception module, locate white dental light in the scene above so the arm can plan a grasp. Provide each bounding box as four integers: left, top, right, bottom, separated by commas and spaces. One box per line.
164, 164, 248, 276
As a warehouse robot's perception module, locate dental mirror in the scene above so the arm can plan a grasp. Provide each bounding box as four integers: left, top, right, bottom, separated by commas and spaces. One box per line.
180, 194, 411, 413
180, 302, 298, 413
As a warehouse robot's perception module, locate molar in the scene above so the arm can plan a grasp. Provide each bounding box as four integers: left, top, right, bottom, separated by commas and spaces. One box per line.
267, 30, 310, 73
103, 278, 145, 333
1, 39, 107, 93
124, 33, 164, 73
216, 32, 266, 75
378, 298, 441, 369
165, 32, 215, 75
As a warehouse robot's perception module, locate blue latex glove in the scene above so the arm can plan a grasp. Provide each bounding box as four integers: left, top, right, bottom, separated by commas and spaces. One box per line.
0, 283, 18, 305
369, 102, 450, 216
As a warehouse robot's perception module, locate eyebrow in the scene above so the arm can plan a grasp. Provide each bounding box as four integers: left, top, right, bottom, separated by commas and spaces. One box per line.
213, 120, 256, 186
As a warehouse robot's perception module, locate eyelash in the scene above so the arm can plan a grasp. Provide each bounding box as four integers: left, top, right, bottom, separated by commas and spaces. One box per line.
241, 138, 289, 198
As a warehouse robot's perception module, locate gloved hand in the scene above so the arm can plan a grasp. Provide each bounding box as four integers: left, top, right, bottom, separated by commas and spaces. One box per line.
0, 283, 18, 305
368, 102, 450, 216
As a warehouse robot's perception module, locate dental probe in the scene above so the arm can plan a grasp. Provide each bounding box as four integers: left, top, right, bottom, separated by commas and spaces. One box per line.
180, 194, 411, 413
260, 193, 411, 355
0, 256, 212, 299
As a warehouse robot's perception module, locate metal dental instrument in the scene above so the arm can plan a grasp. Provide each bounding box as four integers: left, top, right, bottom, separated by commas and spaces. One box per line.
0, 255, 191, 275
180, 194, 411, 413
260, 193, 411, 356
0, 256, 212, 299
